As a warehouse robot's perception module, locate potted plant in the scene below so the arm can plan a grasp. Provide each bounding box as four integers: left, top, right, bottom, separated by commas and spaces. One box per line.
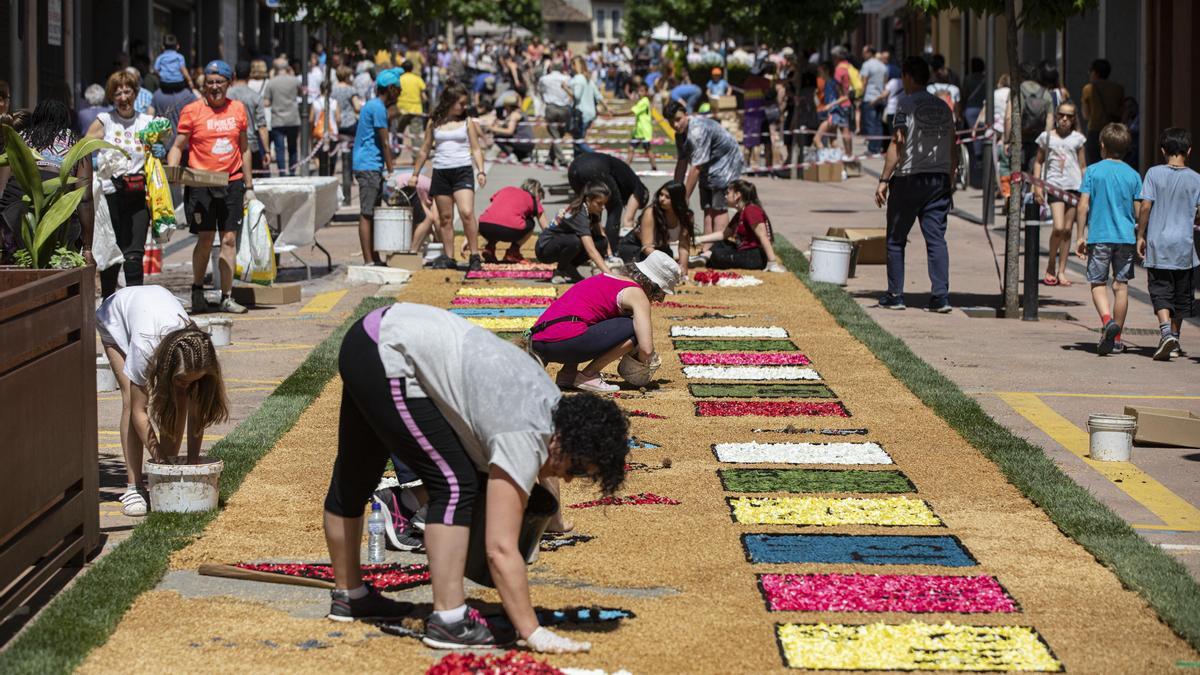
0, 124, 118, 620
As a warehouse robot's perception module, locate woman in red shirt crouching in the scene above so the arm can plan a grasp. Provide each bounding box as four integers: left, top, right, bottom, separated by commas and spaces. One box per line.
477, 178, 547, 263
695, 179, 786, 272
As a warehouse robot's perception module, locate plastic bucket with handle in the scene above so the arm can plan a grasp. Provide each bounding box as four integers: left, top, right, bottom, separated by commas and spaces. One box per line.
809, 236, 853, 285
1087, 414, 1136, 461
463, 481, 558, 588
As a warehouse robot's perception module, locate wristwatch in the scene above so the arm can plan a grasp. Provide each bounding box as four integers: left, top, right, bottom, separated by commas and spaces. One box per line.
879, 177, 891, 184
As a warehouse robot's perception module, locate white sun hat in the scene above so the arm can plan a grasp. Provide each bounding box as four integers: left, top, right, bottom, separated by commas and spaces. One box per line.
633, 250, 682, 295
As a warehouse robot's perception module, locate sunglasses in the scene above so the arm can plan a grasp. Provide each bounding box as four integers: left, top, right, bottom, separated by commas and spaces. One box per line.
1056, 112, 1074, 118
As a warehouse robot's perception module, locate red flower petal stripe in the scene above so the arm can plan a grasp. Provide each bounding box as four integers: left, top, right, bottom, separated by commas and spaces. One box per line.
692, 270, 744, 285
569, 493, 682, 509
233, 562, 429, 591
465, 270, 554, 279
679, 352, 812, 366
451, 296, 552, 306
426, 650, 563, 675
627, 409, 666, 419
695, 401, 850, 417
759, 573, 1018, 614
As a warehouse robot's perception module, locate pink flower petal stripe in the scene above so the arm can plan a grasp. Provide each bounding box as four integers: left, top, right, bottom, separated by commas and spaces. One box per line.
679, 352, 812, 366
480, 262, 556, 271
465, 270, 554, 279
759, 573, 1018, 614
568, 493, 682, 509
695, 401, 849, 417
451, 296, 553, 306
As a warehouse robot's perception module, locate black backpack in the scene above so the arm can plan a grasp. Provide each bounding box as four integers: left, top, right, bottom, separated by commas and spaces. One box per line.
1020, 82, 1051, 141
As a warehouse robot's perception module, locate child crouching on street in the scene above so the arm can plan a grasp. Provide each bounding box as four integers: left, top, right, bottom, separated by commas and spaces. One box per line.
97, 286, 229, 515
1075, 123, 1142, 356
1136, 127, 1200, 360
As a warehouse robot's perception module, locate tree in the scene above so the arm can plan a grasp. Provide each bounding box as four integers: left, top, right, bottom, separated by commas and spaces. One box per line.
911, 0, 1097, 317
277, 0, 414, 48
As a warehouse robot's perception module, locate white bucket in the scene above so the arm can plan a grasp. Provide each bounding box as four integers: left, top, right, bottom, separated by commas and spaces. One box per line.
373, 206, 414, 254
97, 355, 119, 392
146, 457, 224, 513
1087, 414, 1137, 462
195, 317, 232, 346
423, 242, 445, 263
809, 237, 854, 285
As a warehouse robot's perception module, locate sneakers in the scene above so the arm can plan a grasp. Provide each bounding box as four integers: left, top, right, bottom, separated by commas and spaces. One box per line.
1098, 320, 1120, 356
550, 272, 583, 285
468, 254, 483, 272
688, 255, 708, 268
423, 609, 497, 649
480, 247, 498, 264
1174, 343, 1187, 358
765, 261, 787, 273
1154, 334, 1180, 361
878, 294, 906, 310
120, 487, 148, 517
1111, 341, 1126, 354
574, 374, 619, 393
925, 300, 953, 314
411, 505, 427, 533
502, 250, 528, 264
190, 287, 209, 314
327, 585, 414, 623
218, 296, 248, 314
372, 488, 426, 552
429, 255, 457, 270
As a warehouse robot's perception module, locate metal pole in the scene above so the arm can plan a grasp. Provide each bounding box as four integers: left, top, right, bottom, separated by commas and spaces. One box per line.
298, 22, 310, 177
1022, 217, 1039, 320
981, 15, 995, 227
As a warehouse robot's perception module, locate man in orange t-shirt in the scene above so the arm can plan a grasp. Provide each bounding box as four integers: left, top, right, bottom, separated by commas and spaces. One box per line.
168, 59, 252, 314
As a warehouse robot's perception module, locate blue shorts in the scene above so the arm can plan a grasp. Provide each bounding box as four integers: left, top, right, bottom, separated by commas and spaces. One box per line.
829, 107, 849, 129
1086, 243, 1136, 284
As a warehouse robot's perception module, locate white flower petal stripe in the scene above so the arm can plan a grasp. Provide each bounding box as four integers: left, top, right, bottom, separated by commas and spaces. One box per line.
713, 442, 893, 465
670, 325, 789, 338
682, 365, 821, 380
717, 276, 763, 287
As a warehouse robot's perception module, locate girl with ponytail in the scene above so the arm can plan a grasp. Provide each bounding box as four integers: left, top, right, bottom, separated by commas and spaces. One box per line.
97, 286, 229, 516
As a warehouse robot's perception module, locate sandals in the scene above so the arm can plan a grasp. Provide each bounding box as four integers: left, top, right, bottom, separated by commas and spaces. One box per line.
1041, 274, 1059, 286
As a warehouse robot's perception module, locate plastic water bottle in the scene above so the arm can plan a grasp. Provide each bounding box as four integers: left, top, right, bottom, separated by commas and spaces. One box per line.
367, 502, 386, 563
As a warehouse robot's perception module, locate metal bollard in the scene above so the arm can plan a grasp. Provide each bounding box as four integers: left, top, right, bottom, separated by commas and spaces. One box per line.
1022, 216, 1040, 321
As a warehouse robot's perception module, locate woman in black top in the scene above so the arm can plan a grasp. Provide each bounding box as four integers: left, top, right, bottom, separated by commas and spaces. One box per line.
566, 153, 649, 261
535, 180, 612, 283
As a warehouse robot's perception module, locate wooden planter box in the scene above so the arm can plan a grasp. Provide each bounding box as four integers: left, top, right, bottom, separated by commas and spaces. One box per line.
0, 266, 99, 620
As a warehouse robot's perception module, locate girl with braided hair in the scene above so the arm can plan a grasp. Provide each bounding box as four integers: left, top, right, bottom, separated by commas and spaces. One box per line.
97, 286, 229, 516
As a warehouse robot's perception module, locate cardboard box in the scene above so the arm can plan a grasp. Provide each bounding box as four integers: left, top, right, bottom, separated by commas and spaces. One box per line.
1123, 406, 1200, 448
803, 160, 843, 183
826, 227, 887, 264
713, 95, 738, 111
844, 159, 862, 178
230, 283, 302, 307
163, 166, 230, 187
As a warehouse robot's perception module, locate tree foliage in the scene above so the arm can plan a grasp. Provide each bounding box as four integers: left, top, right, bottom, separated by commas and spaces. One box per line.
276, 0, 414, 47
626, 0, 861, 49
908, 0, 1097, 31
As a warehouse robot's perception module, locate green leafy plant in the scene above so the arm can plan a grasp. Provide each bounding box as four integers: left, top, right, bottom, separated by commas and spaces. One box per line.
0, 124, 118, 269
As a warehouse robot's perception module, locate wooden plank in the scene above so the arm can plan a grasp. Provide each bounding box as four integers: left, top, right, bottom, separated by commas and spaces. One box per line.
0, 488, 84, 588
0, 268, 79, 322
0, 295, 82, 374
0, 534, 84, 621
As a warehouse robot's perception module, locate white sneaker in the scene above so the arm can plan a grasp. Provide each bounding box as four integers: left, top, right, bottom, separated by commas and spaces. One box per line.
120, 488, 148, 517
218, 296, 248, 314
688, 255, 708, 268
765, 261, 787, 273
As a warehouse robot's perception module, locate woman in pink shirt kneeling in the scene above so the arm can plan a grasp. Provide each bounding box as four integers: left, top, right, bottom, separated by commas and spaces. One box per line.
529, 251, 680, 393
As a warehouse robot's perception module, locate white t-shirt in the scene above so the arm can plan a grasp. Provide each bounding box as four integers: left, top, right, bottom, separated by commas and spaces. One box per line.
1035, 129, 1087, 190
884, 78, 903, 116
992, 87, 1011, 134
377, 303, 559, 495
96, 286, 189, 386
97, 111, 155, 195
927, 82, 961, 104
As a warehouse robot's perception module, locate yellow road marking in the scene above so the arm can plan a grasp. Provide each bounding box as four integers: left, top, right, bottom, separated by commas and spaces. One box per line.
996, 392, 1200, 532
994, 391, 1200, 400
299, 290, 348, 314
220, 343, 314, 354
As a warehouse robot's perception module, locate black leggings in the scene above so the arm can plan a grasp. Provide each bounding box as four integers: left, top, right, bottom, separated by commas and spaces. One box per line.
326, 310, 478, 526
708, 240, 767, 270
532, 317, 636, 364
480, 217, 534, 245
99, 189, 151, 298
535, 230, 593, 274
616, 231, 671, 264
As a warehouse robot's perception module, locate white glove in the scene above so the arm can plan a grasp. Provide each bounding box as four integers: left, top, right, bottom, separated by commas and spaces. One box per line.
765, 261, 787, 273
243, 188, 256, 206
522, 626, 591, 654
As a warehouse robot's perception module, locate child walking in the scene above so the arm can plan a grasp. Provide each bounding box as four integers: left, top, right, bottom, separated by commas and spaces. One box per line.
627, 81, 657, 170
97, 286, 229, 515
1136, 127, 1200, 360
1033, 102, 1087, 286
1075, 123, 1142, 356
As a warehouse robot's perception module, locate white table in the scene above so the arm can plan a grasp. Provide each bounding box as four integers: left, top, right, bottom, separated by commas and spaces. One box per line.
253, 176, 341, 277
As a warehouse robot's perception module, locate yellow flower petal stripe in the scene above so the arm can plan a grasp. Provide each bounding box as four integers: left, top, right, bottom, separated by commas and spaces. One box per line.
728, 496, 941, 526
466, 316, 537, 331
777, 622, 1062, 671
456, 286, 558, 298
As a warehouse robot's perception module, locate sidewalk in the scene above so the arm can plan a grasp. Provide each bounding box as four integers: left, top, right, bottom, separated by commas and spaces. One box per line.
754, 160, 1200, 579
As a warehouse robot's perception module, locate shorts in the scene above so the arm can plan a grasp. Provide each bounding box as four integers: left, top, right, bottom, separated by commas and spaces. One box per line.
430, 166, 474, 197
1086, 243, 1136, 284
629, 138, 651, 151
186, 179, 245, 234
325, 309, 478, 526
829, 106, 849, 129
1047, 189, 1080, 206
1147, 267, 1195, 318
355, 170, 383, 217
699, 183, 728, 211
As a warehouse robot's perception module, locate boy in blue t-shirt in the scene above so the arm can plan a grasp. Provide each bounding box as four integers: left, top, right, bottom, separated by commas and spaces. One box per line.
1076, 123, 1142, 355
154, 34, 194, 94
1136, 127, 1200, 360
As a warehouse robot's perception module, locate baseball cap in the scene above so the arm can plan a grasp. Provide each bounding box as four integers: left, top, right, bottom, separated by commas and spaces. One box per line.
204, 60, 233, 80
634, 251, 681, 295
376, 67, 402, 88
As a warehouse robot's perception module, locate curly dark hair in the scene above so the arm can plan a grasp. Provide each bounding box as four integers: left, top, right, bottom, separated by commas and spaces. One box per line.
552, 392, 628, 496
